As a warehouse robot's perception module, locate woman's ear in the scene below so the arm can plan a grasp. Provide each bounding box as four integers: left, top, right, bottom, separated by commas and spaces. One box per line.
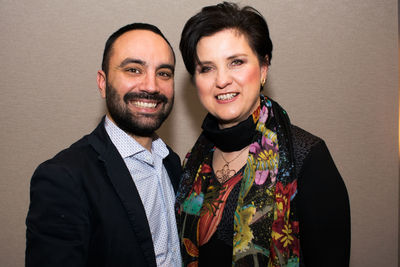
261, 60, 269, 84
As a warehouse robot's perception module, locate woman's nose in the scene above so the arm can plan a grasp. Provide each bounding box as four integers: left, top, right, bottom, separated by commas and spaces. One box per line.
215, 69, 232, 89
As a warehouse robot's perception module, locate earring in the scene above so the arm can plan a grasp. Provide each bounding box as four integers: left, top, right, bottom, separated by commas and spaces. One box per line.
261, 78, 266, 87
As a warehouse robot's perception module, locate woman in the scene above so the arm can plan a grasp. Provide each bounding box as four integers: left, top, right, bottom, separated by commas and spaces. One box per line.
176, 2, 350, 266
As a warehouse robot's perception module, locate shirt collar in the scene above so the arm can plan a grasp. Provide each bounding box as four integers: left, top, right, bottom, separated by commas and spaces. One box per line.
104, 116, 169, 160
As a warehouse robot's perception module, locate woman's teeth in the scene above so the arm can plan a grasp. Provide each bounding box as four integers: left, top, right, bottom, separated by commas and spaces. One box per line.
217, 93, 237, 100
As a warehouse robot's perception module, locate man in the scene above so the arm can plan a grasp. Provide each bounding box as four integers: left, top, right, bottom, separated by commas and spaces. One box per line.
26, 23, 182, 267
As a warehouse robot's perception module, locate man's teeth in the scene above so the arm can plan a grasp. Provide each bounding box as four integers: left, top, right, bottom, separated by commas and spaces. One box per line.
217, 93, 237, 100
133, 101, 157, 108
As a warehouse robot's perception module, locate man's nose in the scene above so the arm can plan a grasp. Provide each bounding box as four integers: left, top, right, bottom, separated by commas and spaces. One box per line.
140, 73, 159, 93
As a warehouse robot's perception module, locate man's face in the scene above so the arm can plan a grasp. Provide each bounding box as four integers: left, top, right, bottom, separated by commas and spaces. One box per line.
97, 30, 175, 137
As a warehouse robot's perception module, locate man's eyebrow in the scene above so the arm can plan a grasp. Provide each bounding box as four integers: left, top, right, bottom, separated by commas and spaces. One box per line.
119, 59, 174, 72
158, 64, 175, 73
119, 58, 145, 68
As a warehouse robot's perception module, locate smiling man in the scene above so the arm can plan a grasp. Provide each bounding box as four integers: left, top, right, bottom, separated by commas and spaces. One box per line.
26, 23, 182, 267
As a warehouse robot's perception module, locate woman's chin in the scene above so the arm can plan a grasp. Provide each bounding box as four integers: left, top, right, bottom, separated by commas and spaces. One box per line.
217, 118, 241, 129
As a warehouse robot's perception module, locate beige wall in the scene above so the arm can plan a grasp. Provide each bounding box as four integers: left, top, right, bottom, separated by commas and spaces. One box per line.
0, 1, 398, 266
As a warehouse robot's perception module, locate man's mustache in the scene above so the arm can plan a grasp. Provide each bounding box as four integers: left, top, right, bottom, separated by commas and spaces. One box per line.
123, 92, 168, 104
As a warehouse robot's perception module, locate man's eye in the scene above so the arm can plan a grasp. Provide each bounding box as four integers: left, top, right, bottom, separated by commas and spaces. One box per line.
158, 71, 173, 79
126, 68, 141, 74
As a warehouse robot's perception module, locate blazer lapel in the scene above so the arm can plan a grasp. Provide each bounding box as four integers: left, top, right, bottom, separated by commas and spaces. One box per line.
163, 146, 182, 193
88, 119, 157, 267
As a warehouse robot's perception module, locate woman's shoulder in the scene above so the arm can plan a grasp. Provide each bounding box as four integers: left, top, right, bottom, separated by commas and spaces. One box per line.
290, 125, 326, 176
291, 125, 323, 151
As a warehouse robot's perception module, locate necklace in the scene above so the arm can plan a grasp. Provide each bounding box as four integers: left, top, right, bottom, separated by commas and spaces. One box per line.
215, 147, 248, 183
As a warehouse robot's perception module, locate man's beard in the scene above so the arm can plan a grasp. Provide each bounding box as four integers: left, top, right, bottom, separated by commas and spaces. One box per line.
105, 83, 173, 137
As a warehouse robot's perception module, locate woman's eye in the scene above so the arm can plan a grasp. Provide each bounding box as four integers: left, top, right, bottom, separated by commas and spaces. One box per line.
199, 66, 212, 73
231, 59, 244, 66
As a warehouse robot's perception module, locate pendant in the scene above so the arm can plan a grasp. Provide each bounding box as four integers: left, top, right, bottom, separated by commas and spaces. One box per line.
215, 163, 236, 183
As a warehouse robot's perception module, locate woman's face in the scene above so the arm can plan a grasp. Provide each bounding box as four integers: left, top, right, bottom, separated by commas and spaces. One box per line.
194, 29, 267, 129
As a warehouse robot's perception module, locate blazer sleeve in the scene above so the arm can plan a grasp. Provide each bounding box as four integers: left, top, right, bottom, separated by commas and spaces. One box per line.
26, 161, 90, 267
296, 141, 351, 267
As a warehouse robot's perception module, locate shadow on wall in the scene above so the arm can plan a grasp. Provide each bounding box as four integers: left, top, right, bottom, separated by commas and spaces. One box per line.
98, 105, 108, 124
180, 75, 207, 131
157, 73, 207, 148
264, 77, 275, 100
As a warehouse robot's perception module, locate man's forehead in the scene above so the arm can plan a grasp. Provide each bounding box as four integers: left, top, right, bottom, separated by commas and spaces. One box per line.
111, 30, 174, 61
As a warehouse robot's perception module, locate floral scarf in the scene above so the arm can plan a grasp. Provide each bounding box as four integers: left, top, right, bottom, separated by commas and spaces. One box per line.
176, 95, 300, 266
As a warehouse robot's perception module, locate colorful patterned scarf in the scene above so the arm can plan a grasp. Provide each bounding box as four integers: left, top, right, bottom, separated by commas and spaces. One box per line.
176, 95, 300, 266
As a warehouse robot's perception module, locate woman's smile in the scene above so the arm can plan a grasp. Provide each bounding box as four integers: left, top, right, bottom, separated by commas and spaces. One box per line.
194, 29, 267, 128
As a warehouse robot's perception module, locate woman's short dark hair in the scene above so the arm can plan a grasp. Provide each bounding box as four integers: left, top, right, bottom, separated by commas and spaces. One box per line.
179, 2, 273, 76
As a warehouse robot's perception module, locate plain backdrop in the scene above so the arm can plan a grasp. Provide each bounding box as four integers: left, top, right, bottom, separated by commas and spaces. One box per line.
0, 1, 398, 266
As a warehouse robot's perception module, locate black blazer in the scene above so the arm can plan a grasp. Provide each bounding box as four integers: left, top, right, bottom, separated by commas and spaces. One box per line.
26, 118, 182, 267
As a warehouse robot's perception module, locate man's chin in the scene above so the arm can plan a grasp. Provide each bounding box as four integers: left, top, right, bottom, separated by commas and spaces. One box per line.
119, 117, 164, 137
107, 104, 170, 137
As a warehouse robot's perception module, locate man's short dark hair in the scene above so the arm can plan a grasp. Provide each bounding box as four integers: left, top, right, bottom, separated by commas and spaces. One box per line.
179, 2, 273, 76
101, 23, 175, 74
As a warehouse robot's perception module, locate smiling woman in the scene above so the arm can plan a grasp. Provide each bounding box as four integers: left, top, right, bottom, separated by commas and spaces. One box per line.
175, 2, 351, 267
194, 29, 267, 129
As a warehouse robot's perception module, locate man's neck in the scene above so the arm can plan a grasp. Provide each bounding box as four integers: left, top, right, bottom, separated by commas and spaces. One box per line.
128, 134, 153, 152
106, 114, 154, 152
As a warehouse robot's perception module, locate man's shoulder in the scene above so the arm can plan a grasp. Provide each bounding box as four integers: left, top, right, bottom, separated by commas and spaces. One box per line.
38, 120, 107, 169
164, 144, 180, 162
36, 132, 98, 175
163, 143, 182, 174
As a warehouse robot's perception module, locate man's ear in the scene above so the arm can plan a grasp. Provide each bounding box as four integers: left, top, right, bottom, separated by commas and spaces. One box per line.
97, 70, 107, 99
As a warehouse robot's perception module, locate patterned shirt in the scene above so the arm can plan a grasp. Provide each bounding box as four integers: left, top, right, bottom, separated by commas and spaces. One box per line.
105, 116, 181, 267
